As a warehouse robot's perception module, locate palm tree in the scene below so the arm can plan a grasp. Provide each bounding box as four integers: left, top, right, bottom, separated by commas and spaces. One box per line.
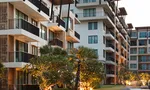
69, 46, 98, 90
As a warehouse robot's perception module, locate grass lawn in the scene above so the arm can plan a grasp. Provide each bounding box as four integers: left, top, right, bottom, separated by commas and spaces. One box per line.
94, 85, 125, 90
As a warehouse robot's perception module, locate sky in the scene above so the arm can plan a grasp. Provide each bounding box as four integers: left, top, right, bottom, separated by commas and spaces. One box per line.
119, 0, 150, 27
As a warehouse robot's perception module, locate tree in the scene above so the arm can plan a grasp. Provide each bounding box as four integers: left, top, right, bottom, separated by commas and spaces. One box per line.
139, 73, 150, 86
80, 60, 104, 89
69, 46, 103, 90
0, 62, 5, 79
23, 46, 74, 90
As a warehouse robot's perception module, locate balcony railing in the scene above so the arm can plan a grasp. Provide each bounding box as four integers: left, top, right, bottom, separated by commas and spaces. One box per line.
106, 70, 115, 74
131, 42, 137, 46
116, 48, 119, 52
106, 57, 115, 62
104, 0, 115, 12
139, 60, 150, 62
77, 0, 97, 4
9, 51, 35, 62
56, 17, 66, 28
76, 12, 115, 23
139, 51, 147, 54
106, 43, 114, 49
75, 31, 80, 40
49, 38, 63, 48
106, 30, 114, 37
8, 19, 39, 36
28, 0, 49, 16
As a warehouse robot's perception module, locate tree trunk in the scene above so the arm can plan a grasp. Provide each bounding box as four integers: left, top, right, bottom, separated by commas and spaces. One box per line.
74, 60, 81, 90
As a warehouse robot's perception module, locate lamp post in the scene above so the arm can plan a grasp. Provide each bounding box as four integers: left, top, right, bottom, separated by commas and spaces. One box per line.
74, 59, 81, 90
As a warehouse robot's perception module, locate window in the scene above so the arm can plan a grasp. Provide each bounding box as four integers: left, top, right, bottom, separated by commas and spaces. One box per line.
103, 36, 105, 44
139, 56, 146, 62
139, 32, 147, 38
148, 64, 150, 70
83, 8, 96, 17
83, 0, 96, 3
148, 47, 150, 53
31, 19, 38, 26
130, 56, 137, 60
93, 49, 98, 56
63, 17, 73, 30
131, 40, 137, 46
139, 40, 147, 46
32, 46, 38, 55
130, 64, 137, 68
16, 40, 28, 52
141, 64, 147, 70
88, 35, 98, 44
139, 48, 147, 54
103, 50, 105, 58
88, 22, 97, 30
40, 24, 47, 40
130, 48, 137, 54
67, 42, 73, 49
131, 32, 137, 37
49, 30, 54, 41
16, 9, 28, 21
148, 32, 150, 37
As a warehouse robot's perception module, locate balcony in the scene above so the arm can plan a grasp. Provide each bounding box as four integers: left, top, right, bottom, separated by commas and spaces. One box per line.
76, 0, 99, 7
101, 0, 116, 15
0, 19, 40, 42
49, 0, 74, 5
9, 52, 35, 62
106, 43, 114, 49
8, 0, 49, 20
75, 31, 80, 40
66, 29, 80, 43
49, 38, 63, 48
76, 12, 115, 27
105, 42, 115, 52
105, 30, 115, 40
106, 70, 115, 74
139, 60, 150, 63
106, 57, 115, 62
48, 16, 66, 32
106, 56, 116, 65
104, 0, 115, 12
116, 48, 119, 52
28, 0, 49, 16
3, 51, 35, 68
131, 42, 137, 46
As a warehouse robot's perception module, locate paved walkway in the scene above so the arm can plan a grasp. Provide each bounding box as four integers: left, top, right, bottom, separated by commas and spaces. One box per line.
123, 86, 150, 90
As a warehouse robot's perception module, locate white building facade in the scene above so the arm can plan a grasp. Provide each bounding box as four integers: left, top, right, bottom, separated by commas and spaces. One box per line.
71, 0, 131, 84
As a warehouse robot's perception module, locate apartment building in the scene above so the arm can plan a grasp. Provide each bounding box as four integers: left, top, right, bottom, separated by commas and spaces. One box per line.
71, 0, 131, 84
129, 26, 150, 73
0, 0, 80, 90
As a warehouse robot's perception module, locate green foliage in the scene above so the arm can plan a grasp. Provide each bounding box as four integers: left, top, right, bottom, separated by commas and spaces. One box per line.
80, 60, 104, 88
70, 46, 98, 61
139, 73, 150, 82
69, 46, 104, 89
0, 61, 5, 79
23, 45, 74, 90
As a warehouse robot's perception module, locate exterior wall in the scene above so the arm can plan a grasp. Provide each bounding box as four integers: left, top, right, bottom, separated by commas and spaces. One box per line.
0, 0, 80, 90
75, 21, 105, 60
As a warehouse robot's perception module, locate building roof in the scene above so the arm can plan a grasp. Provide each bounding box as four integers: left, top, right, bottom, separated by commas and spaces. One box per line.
135, 26, 150, 30
127, 23, 133, 29
119, 7, 127, 15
